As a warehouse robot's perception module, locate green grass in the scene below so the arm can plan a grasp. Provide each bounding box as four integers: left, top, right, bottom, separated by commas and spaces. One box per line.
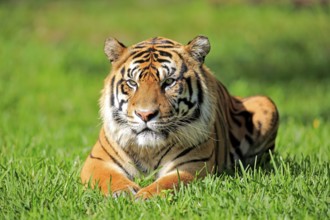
0, 0, 329, 219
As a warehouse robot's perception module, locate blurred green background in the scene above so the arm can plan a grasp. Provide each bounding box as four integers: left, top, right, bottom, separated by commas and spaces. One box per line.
0, 0, 329, 218
1, 0, 329, 159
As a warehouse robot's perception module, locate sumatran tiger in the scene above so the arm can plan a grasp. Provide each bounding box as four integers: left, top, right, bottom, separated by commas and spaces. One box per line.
81, 36, 279, 199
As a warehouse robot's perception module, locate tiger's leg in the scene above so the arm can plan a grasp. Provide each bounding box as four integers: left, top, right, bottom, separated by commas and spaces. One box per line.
230, 96, 279, 166
81, 155, 140, 197
81, 130, 141, 197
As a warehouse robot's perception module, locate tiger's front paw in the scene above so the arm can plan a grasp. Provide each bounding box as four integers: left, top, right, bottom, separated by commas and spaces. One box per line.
111, 184, 141, 198
102, 181, 141, 198
135, 185, 169, 200
135, 187, 156, 200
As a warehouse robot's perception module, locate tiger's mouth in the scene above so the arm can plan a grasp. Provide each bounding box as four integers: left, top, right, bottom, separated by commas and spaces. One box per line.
136, 127, 155, 135
134, 126, 169, 140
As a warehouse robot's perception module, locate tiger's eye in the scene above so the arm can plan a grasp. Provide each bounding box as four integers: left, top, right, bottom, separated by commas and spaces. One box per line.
163, 78, 176, 88
126, 79, 137, 88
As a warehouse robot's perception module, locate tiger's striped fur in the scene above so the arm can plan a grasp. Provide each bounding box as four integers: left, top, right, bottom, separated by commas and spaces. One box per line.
81, 36, 279, 199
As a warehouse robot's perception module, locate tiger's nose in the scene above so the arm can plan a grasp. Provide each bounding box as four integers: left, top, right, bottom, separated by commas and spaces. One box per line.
135, 109, 159, 122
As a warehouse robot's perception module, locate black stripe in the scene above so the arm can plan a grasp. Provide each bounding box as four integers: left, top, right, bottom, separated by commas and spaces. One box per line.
174, 149, 214, 169
154, 68, 160, 79
174, 106, 180, 114
245, 113, 254, 134
118, 99, 128, 111
160, 129, 170, 138
191, 108, 201, 119
157, 40, 175, 45
169, 67, 176, 76
139, 71, 148, 80
148, 47, 156, 52
120, 67, 125, 76
129, 50, 139, 57
150, 65, 158, 71
142, 53, 150, 59
245, 134, 254, 145
178, 98, 196, 109
112, 110, 126, 125
231, 116, 242, 127
229, 152, 235, 164
89, 153, 104, 161
229, 131, 240, 148
103, 133, 124, 162
194, 71, 204, 104
156, 58, 170, 63
179, 62, 188, 79
177, 83, 184, 95
181, 109, 188, 116
117, 41, 126, 48
121, 84, 128, 95
133, 59, 148, 64
156, 45, 175, 49
162, 65, 170, 75
185, 77, 193, 98
115, 79, 124, 93
233, 111, 254, 133
229, 132, 244, 159
178, 108, 201, 123
132, 50, 149, 60
115, 79, 125, 109
110, 76, 115, 106
232, 110, 250, 117
154, 145, 173, 170
158, 50, 173, 58
129, 66, 139, 78
127, 68, 131, 77
98, 137, 132, 178
173, 146, 196, 160
133, 45, 146, 49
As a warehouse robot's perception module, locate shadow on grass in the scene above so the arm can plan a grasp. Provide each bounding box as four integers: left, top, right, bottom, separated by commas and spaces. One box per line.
220, 152, 329, 181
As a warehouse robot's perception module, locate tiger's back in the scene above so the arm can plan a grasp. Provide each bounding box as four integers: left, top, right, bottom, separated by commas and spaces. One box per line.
81, 36, 279, 199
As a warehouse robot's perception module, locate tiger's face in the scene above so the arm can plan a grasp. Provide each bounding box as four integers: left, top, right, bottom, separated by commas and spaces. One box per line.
101, 36, 216, 148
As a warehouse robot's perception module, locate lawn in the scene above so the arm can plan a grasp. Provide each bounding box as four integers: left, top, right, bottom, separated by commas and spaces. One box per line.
0, 0, 329, 219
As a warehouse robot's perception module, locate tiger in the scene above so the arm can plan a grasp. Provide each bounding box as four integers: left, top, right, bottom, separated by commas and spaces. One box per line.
80, 36, 279, 199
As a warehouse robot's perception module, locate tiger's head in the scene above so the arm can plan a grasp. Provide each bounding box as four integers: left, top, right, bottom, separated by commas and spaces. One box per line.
100, 36, 217, 149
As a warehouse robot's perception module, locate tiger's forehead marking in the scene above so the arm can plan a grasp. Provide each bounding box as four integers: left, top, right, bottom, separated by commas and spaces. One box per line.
126, 37, 182, 81
132, 37, 181, 49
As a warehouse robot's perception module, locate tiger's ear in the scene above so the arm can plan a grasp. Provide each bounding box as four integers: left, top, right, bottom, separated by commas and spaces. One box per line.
186, 36, 210, 63
104, 37, 127, 63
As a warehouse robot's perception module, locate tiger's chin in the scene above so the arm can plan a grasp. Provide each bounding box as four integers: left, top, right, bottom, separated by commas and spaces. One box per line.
135, 130, 168, 148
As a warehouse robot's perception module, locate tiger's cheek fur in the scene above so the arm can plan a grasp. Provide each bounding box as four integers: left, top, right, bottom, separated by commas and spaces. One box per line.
100, 74, 134, 147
